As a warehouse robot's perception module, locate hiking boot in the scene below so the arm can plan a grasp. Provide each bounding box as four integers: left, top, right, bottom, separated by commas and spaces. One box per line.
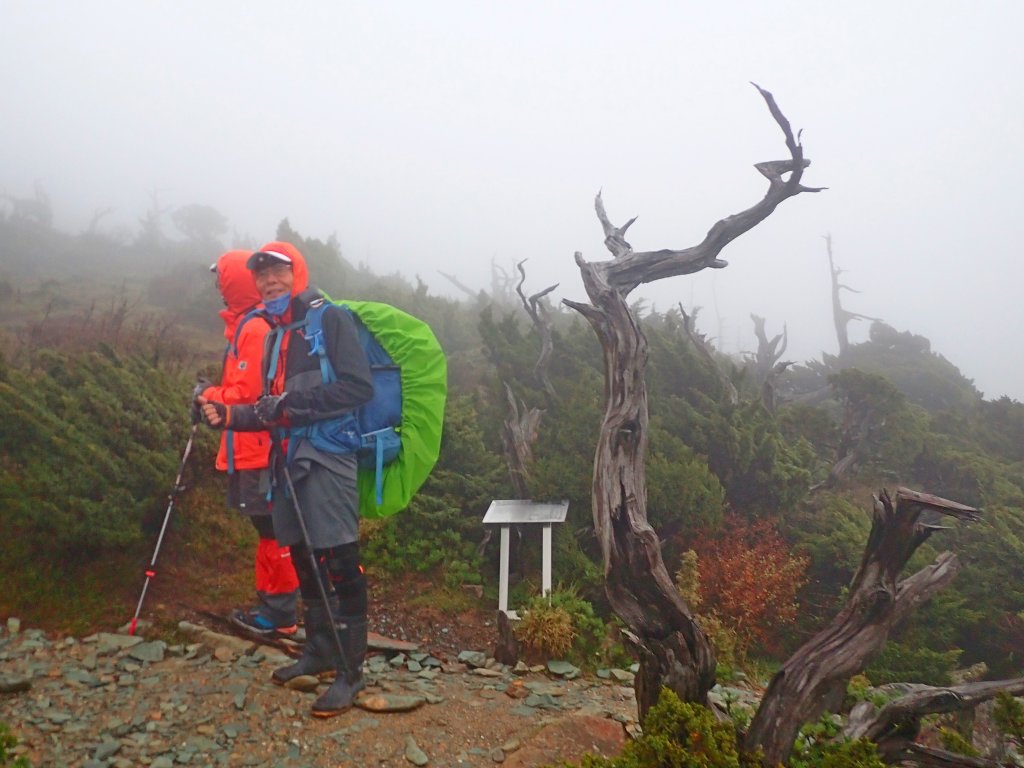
230, 607, 298, 638
272, 598, 338, 685
311, 614, 367, 718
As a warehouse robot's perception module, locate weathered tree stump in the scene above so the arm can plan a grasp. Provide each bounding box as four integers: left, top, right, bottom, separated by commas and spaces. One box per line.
743, 488, 981, 765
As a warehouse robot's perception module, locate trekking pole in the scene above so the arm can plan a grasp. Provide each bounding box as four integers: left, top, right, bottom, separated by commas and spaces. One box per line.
127, 422, 199, 635
279, 459, 351, 674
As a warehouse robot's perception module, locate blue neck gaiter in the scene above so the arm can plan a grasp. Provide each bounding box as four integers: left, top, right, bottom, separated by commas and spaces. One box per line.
264, 293, 291, 317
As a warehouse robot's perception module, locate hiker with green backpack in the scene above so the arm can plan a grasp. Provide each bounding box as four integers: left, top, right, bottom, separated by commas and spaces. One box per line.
198, 240, 447, 717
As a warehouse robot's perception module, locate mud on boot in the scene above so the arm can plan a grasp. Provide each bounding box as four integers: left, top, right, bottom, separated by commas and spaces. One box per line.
311, 614, 367, 718
272, 598, 337, 685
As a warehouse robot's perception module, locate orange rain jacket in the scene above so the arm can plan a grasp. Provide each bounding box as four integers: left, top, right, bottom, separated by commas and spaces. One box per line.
201, 250, 273, 472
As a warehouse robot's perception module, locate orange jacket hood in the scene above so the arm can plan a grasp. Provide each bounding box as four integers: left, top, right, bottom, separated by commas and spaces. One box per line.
256, 241, 309, 296
213, 250, 260, 341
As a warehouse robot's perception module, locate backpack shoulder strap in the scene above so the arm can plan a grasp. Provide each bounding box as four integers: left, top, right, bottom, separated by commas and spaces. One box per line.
229, 308, 269, 358
301, 297, 337, 384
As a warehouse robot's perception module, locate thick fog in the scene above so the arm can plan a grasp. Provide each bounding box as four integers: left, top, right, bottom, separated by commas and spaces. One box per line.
3, 1, 1022, 399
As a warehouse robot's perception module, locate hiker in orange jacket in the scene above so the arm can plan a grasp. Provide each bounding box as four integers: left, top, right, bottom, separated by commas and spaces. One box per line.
196, 249, 300, 637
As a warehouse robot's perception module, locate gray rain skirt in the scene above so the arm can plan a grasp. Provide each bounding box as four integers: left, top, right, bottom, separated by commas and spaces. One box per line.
270, 453, 359, 549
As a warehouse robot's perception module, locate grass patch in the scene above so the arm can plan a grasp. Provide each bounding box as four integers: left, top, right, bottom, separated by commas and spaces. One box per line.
0, 484, 256, 637
405, 581, 481, 615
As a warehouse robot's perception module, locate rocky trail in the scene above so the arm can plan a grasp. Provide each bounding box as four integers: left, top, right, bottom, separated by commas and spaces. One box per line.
0, 615, 639, 767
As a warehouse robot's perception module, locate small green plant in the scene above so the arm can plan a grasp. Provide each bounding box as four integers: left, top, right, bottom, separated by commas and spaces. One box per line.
719, 688, 753, 734
695, 610, 742, 669
546, 587, 610, 664
845, 674, 890, 709
0, 722, 30, 768
938, 726, 979, 757
790, 715, 887, 768
993, 691, 1024, 745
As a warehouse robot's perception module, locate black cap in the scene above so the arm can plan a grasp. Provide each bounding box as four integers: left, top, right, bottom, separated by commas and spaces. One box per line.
246, 250, 293, 271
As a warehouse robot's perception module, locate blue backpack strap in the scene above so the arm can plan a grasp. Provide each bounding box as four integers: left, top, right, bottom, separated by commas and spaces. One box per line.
265, 325, 287, 392
230, 308, 265, 358
362, 428, 398, 506
302, 299, 336, 385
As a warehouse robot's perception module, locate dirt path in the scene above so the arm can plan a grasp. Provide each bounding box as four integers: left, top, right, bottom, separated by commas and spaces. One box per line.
0, 616, 636, 767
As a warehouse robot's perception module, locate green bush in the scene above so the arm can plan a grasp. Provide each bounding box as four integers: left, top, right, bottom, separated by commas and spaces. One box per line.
793, 739, 886, 768
560, 688, 753, 767
790, 715, 886, 768
865, 640, 961, 687
517, 587, 617, 668
0, 347, 209, 558
546, 587, 610, 665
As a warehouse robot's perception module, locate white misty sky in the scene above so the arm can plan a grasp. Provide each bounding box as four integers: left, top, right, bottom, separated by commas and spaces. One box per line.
2, 1, 1022, 399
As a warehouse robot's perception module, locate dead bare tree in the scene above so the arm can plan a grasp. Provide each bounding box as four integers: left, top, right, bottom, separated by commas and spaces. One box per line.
84, 206, 114, 236
438, 270, 483, 301
562, 84, 823, 718
440, 257, 522, 306
491, 257, 517, 304
514, 259, 559, 405
490, 382, 546, 664
826, 233, 881, 358
486, 264, 560, 644
845, 677, 1024, 766
744, 488, 981, 765
501, 382, 544, 500
749, 314, 791, 412
749, 314, 788, 384
678, 304, 739, 405
137, 189, 171, 248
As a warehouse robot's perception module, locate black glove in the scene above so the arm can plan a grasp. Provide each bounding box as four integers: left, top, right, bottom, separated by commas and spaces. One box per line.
254, 393, 288, 425
201, 401, 228, 430
190, 379, 212, 424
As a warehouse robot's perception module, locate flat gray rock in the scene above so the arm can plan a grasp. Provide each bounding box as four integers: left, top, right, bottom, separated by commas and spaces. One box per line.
405, 735, 429, 766
94, 633, 144, 654
457, 650, 487, 668
128, 641, 167, 663
546, 660, 580, 678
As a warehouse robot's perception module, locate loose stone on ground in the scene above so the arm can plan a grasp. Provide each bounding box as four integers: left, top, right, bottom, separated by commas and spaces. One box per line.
1, 617, 639, 767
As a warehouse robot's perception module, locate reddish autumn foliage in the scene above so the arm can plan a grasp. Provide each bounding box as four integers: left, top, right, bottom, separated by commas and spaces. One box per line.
691, 514, 809, 656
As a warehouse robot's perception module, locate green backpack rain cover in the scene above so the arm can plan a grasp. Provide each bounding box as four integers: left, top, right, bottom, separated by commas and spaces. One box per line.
328, 299, 447, 519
